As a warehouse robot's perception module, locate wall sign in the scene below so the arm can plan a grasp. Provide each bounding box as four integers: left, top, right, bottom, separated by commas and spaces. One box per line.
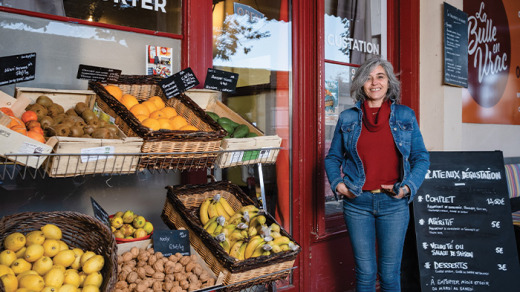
443, 3, 468, 88
414, 151, 520, 292
158, 67, 199, 99
204, 68, 238, 93
152, 230, 190, 257
0, 53, 36, 86
90, 197, 110, 228
77, 64, 121, 83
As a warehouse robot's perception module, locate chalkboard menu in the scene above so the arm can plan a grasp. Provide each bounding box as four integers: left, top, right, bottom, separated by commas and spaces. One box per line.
152, 230, 190, 257
90, 197, 110, 228
414, 151, 520, 292
77, 64, 121, 83
443, 3, 468, 88
204, 68, 239, 93
0, 53, 36, 86
158, 67, 199, 99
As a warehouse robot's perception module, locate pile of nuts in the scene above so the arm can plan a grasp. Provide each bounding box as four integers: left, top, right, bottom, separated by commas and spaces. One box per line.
115, 247, 215, 292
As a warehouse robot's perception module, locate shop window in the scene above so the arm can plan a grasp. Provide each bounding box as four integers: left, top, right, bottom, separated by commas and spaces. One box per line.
211, 0, 292, 241
0, 0, 182, 34
322, 0, 387, 230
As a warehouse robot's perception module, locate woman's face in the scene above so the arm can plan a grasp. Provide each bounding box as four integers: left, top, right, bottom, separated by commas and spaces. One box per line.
363, 65, 389, 106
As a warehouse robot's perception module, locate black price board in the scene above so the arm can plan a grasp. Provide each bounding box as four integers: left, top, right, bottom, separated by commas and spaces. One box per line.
204, 68, 239, 93
0, 53, 36, 86
77, 64, 121, 83
443, 3, 468, 88
90, 197, 110, 228
413, 151, 520, 292
158, 67, 199, 99
152, 229, 190, 257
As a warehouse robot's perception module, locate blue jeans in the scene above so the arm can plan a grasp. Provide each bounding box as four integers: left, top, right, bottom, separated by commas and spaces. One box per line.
343, 191, 410, 292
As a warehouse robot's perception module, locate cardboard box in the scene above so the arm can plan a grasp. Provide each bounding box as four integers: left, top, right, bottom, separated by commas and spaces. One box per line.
0, 90, 54, 169
185, 89, 282, 168
14, 87, 143, 177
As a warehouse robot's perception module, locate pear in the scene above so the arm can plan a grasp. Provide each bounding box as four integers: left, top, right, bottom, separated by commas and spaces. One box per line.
120, 224, 135, 237
134, 228, 147, 239
143, 222, 154, 234
132, 216, 146, 229
122, 210, 135, 224
110, 216, 123, 229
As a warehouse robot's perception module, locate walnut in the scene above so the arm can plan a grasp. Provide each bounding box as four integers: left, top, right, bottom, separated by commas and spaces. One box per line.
137, 267, 147, 279
152, 272, 165, 280
153, 260, 164, 273
199, 271, 209, 282
179, 255, 191, 266
130, 247, 140, 258
122, 251, 134, 262
192, 266, 202, 276
115, 281, 128, 289
152, 281, 163, 291
155, 251, 164, 259
144, 265, 155, 276
185, 262, 196, 273
173, 262, 183, 273
148, 254, 157, 266
180, 279, 190, 290
126, 271, 139, 283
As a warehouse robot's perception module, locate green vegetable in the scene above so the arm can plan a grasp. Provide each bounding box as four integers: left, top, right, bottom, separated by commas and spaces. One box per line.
221, 123, 235, 135
232, 124, 250, 138
246, 132, 259, 138
217, 117, 239, 129
206, 111, 220, 122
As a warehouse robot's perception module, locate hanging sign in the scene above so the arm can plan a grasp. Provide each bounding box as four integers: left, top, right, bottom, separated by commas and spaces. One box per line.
204, 68, 239, 93
152, 229, 190, 256
77, 64, 121, 83
158, 67, 199, 99
0, 53, 36, 86
414, 151, 520, 292
90, 197, 110, 228
443, 3, 468, 88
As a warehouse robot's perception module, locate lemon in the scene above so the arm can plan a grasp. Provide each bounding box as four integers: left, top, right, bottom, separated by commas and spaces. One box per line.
63, 269, 80, 288
79, 252, 95, 268
41, 224, 62, 240
57, 241, 69, 252
82, 272, 102, 288
58, 284, 77, 292
69, 249, 83, 270
0, 264, 15, 277
51, 265, 66, 273
16, 270, 38, 282
10, 259, 31, 275
77, 272, 86, 288
81, 255, 104, 274
42, 287, 59, 292
19, 273, 44, 291
43, 268, 64, 288
25, 231, 45, 246
1, 273, 18, 292
15, 247, 26, 259
32, 256, 53, 276
82, 285, 100, 292
24, 244, 44, 263
53, 250, 75, 268
4, 233, 26, 252
42, 240, 60, 258
15, 289, 31, 292
0, 250, 17, 266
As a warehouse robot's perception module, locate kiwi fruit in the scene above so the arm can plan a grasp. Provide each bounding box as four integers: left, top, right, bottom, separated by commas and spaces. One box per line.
81, 109, 96, 122
65, 108, 78, 116
36, 95, 53, 108
104, 124, 119, 137
87, 118, 100, 127
91, 128, 111, 139
52, 113, 66, 125
83, 125, 96, 135
27, 103, 48, 121
75, 102, 88, 115
70, 125, 84, 137
47, 103, 65, 117
39, 116, 54, 129
98, 119, 108, 128
53, 124, 71, 137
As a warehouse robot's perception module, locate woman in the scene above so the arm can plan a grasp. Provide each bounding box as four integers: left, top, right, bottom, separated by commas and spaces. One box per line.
325, 56, 429, 292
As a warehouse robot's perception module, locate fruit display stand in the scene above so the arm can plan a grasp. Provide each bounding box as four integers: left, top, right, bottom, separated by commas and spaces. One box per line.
0, 211, 118, 292
161, 181, 300, 290
185, 89, 282, 168
13, 87, 144, 178
88, 75, 227, 171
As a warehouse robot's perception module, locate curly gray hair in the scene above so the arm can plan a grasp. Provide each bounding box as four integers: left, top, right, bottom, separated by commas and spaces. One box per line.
350, 56, 401, 104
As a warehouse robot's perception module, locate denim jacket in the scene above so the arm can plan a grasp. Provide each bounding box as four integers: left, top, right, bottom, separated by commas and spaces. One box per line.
325, 101, 430, 204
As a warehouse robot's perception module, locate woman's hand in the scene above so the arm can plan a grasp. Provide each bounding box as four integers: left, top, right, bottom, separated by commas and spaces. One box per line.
381, 184, 410, 199
336, 183, 356, 199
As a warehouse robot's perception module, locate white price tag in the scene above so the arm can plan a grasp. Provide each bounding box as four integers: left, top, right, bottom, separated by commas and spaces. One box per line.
80, 146, 115, 163
19, 142, 46, 154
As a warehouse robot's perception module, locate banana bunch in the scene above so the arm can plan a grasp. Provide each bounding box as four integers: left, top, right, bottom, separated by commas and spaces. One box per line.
199, 194, 236, 225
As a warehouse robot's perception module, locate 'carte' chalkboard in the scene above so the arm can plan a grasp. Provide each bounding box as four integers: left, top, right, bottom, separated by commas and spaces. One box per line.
0, 53, 36, 86
443, 3, 468, 88
91, 197, 110, 228
152, 229, 190, 257
77, 64, 121, 83
414, 151, 520, 292
204, 68, 239, 93
158, 67, 199, 99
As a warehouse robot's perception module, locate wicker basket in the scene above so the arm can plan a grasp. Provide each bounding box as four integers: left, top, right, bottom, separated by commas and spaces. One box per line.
88, 75, 226, 171
0, 211, 117, 292
161, 181, 300, 287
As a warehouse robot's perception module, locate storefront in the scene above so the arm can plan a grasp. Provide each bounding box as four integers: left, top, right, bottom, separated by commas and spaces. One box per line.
2, 0, 518, 291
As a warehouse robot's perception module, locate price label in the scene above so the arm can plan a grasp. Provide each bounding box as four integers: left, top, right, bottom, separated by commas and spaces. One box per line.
90, 197, 110, 228
0, 53, 36, 86
204, 68, 239, 93
152, 230, 190, 257
158, 67, 199, 99
77, 64, 121, 82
